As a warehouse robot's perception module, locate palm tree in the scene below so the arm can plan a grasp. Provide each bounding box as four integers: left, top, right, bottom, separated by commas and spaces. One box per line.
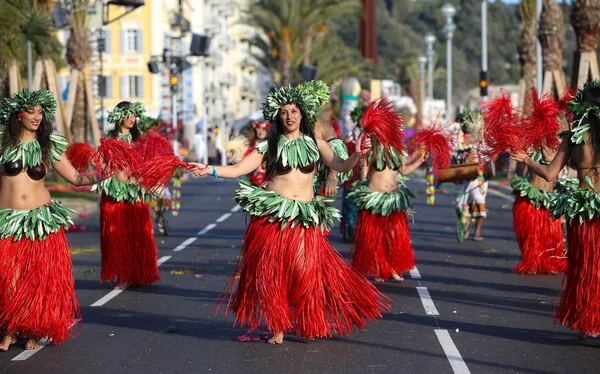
64, 0, 93, 143
570, 0, 600, 87
0, 0, 63, 97
518, 0, 537, 105
397, 56, 445, 122
538, 0, 566, 99
244, 0, 360, 85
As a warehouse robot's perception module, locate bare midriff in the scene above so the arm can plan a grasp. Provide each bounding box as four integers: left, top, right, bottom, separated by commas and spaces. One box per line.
368, 167, 398, 193
266, 168, 316, 202
530, 173, 554, 192
0, 173, 51, 210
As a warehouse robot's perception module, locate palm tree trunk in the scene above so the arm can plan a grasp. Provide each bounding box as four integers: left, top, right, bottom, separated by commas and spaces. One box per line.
71, 74, 86, 143
538, 0, 566, 99
570, 0, 600, 87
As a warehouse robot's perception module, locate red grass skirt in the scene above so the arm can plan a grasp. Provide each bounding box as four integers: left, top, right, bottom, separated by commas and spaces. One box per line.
100, 195, 159, 286
512, 196, 566, 275
218, 216, 391, 339
555, 218, 600, 334
352, 210, 415, 279
0, 229, 80, 344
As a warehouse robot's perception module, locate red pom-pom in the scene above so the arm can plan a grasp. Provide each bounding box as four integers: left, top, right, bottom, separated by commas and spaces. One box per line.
558, 87, 576, 124
66, 142, 94, 173
95, 137, 142, 177
136, 154, 188, 194
518, 89, 561, 150
409, 124, 451, 176
134, 130, 173, 161
480, 90, 525, 160
361, 100, 406, 153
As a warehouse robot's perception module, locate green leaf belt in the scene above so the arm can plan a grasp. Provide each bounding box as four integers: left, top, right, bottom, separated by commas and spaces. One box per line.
315, 138, 353, 186
550, 178, 600, 223
0, 200, 74, 241
235, 179, 340, 232
93, 178, 150, 203
347, 180, 414, 216
510, 176, 554, 210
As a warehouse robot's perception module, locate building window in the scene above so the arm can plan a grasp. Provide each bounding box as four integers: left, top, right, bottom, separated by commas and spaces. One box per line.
121, 75, 144, 98
122, 29, 142, 54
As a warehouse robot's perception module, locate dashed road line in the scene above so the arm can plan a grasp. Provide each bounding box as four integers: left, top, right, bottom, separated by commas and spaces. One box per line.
197, 223, 216, 236
416, 286, 439, 316
409, 266, 422, 279
488, 188, 514, 201
435, 329, 471, 374
173, 237, 197, 252
230, 205, 242, 213
11, 339, 48, 361
216, 213, 232, 222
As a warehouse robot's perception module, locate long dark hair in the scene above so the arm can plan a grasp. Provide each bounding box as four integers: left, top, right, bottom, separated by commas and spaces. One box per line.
0, 111, 52, 167
106, 101, 141, 142
569, 114, 600, 170
264, 103, 317, 178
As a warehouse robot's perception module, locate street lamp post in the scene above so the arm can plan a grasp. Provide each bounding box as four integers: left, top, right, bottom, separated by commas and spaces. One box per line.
481, 0, 488, 100
424, 34, 436, 121
417, 56, 427, 124
441, 3, 456, 122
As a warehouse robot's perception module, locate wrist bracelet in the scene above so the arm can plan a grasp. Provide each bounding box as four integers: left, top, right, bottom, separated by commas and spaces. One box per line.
211, 166, 218, 178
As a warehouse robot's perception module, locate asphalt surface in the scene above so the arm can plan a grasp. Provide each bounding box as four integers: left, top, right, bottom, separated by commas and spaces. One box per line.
1, 175, 599, 374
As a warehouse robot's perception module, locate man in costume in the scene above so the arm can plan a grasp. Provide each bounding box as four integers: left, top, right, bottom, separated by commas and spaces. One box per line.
187, 80, 390, 344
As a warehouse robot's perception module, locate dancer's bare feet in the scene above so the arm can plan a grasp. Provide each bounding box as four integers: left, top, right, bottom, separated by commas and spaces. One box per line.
374, 277, 385, 282
268, 332, 284, 344
113, 283, 127, 290
25, 339, 40, 350
578, 330, 600, 347
391, 272, 404, 282
0, 334, 16, 351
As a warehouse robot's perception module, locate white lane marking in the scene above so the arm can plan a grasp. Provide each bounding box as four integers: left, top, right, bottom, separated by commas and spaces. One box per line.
409, 267, 422, 279
197, 223, 216, 236
216, 213, 232, 223
11, 339, 48, 361
91, 288, 127, 307
416, 287, 439, 316
231, 205, 242, 213
488, 188, 514, 201
91, 256, 172, 308
158, 255, 172, 266
435, 329, 471, 374
173, 237, 197, 252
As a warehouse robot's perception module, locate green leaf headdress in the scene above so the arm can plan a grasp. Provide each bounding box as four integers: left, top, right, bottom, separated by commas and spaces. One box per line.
566, 80, 600, 144
261, 80, 329, 124
107, 101, 146, 125
0, 89, 57, 126
456, 108, 483, 135
350, 104, 367, 124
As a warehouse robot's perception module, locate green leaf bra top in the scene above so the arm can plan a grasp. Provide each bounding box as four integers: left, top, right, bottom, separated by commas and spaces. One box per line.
347, 180, 414, 216
256, 134, 320, 171
368, 143, 405, 171
235, 179, 340, 232
510, 176, 554, 210
0, 200, 74, 241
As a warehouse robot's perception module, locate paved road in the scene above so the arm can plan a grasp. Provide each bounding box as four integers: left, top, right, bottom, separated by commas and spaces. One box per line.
1, 176, 598, 374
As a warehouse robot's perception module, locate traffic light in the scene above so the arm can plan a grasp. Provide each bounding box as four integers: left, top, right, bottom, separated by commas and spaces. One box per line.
480, 71, 488, 97
169, 60, 180, 93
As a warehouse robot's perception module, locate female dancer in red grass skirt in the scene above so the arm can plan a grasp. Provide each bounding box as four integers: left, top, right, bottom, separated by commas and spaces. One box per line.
188, 81, 390, 344
349, 140, 426, 282
511, 80, 600, 346
510, 151, 566, 275
0, 89, 108, 350
95, 101, 159, 288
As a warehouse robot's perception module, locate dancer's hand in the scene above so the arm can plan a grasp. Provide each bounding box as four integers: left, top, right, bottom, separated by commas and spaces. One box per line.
187, 162, 210, 177
510, 150, 529, 163
417, 148, 428, 163
356, 133, 372, 155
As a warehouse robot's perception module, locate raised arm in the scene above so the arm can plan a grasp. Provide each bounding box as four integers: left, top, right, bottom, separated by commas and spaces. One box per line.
400, 150, 427, 175
52, 153, 102, 186
188, 148, 264, 179
510, 137, 570, 182
318, 134, 370, 173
